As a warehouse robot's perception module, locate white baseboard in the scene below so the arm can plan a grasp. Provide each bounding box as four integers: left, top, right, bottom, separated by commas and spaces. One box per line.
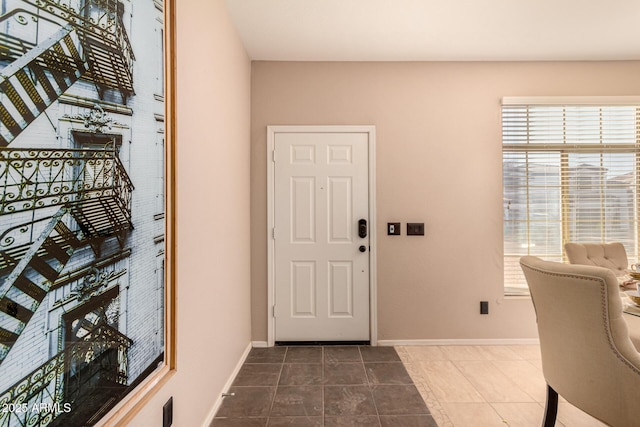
378, 338, 540, 346
228, 339, 541, 348
201, 342, 253, 427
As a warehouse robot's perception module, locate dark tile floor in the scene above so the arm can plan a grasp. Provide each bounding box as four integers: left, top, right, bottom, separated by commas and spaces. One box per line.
211, 346, 437, 427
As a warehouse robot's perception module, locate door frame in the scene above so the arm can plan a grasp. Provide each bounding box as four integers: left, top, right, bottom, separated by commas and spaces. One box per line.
267, 125, 377, 346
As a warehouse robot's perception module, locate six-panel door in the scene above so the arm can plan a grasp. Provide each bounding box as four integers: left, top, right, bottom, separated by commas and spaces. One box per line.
274, 132, 370, 341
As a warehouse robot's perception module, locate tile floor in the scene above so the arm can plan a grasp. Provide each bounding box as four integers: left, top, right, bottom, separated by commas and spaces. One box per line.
212, 344, 607, 427
211, 345, 436, 426
397, 344, 607, 427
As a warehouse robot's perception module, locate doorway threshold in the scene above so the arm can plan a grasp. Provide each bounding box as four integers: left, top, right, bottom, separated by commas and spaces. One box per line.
275, 340, 370, 346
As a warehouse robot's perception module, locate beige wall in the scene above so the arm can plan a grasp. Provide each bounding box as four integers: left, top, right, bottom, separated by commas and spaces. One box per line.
120, 8, 640, 423
126, 0, 251, 425
251, 61, 640, 342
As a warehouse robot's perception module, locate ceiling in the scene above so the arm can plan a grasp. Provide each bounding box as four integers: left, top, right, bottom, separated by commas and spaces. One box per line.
224, 0, 640, 61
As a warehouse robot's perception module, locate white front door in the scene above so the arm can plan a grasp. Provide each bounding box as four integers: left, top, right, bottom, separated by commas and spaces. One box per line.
273, 130, 371, 341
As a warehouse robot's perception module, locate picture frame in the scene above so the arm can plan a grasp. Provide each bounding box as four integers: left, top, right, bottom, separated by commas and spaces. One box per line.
0, 0, 176, 425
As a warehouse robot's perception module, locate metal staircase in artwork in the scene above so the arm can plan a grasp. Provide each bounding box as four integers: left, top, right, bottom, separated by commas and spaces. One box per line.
0, 207, 81, 365
0, 24, 86, 146
0, 0, 135, 147
0, 323, 132, 427
0, 146, 134, 365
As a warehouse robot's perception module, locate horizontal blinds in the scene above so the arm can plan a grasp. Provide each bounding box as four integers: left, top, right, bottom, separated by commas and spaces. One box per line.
502, 96, 640, 106
502, 104, 640, 290
503, 106, 639, 145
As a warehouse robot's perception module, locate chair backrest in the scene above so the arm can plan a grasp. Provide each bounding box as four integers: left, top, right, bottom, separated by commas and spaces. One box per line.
564, 242, 629, 276
520, 256, 640, 426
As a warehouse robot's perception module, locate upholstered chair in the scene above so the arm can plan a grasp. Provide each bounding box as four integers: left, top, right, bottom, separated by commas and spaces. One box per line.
564, 242, 629, 276
520, 256, 640, 427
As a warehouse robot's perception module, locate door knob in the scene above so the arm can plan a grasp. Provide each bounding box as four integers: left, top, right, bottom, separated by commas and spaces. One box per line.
359, 245, 367, 252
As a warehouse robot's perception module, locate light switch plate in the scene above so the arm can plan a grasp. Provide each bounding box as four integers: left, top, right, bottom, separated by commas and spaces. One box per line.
407, 223, 424, 236
387, 222, 400, 235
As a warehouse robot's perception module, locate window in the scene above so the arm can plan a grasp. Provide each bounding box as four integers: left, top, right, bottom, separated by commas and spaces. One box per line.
502, 98, 640, 294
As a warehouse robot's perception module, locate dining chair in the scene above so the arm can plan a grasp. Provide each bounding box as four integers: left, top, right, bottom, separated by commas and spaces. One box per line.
520, 256, 640, 427
564, 242, 629, 276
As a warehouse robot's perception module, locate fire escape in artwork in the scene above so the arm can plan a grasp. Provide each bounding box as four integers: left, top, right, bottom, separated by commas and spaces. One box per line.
0, 1, 135, 424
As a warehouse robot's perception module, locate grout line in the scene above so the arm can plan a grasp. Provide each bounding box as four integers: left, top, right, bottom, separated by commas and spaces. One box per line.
265, 347, 287, 424
396, 346, 454, 427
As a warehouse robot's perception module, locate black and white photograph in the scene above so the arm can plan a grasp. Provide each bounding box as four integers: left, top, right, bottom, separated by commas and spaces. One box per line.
0, 0, 170, 425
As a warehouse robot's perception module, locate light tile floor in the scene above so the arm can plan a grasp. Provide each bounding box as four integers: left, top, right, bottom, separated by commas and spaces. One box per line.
396, 344, 608, 427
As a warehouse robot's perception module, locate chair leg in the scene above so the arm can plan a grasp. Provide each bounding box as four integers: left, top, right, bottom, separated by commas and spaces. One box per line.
543, 384, 558, 427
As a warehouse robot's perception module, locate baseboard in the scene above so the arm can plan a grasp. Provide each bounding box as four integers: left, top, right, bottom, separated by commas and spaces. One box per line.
377, 338, 540, 346
201, 342, 253, 427
239, 339, 541, 348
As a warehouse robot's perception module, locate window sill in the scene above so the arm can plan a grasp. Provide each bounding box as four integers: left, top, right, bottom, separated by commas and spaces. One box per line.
504, 287, 531, 297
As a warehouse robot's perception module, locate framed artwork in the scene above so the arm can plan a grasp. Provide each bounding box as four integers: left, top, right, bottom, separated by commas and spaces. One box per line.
0, 0, 176, 425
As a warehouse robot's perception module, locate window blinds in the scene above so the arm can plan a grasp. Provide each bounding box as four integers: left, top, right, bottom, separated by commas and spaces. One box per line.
502, 103, 640, 292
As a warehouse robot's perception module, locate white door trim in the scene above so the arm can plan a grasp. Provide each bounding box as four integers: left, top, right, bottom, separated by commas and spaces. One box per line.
267, 125, 377, 346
